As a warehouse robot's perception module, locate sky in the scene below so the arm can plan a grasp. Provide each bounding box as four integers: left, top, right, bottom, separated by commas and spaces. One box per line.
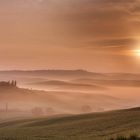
0, 0, 140, 72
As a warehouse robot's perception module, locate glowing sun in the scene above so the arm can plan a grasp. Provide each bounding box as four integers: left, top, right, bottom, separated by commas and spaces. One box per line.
133, 49, 140, 56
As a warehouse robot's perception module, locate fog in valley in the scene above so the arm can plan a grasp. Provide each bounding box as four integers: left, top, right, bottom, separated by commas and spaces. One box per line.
0, 70, 140, 120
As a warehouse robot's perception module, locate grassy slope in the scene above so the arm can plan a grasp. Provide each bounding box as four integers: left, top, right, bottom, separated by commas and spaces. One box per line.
0, 108, 140, 140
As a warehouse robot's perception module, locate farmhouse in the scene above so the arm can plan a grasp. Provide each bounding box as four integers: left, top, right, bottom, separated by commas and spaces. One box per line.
0, 80, 17, 87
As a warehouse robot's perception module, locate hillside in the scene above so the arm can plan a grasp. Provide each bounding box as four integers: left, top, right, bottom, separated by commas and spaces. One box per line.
0, 108, 140, 140
28, 80, 106, 91
0, 86, 127, 116
72, 78, 140, 87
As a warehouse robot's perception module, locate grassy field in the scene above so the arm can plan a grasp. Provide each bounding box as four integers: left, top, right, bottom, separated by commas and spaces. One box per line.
0, 108, 140, 140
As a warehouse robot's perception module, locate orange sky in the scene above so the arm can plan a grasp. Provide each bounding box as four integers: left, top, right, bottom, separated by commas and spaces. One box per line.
0, 0, 140, 72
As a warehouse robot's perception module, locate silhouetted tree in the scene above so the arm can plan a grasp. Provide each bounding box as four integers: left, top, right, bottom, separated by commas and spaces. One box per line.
110, 134, 140, 140
31, 107, 44, 116
81, 105, 92, 113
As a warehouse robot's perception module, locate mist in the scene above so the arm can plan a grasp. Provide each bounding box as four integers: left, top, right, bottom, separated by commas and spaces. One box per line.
0, 70, 140, 120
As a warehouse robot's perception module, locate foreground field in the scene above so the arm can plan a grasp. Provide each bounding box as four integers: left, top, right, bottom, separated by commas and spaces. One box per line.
0, 108, 140, 140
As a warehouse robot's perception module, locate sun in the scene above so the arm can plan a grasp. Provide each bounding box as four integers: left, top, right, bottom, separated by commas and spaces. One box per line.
133, 49, 140, 56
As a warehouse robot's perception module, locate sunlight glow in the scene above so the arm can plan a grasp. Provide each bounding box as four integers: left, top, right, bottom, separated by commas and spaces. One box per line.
133, 49, 140, 56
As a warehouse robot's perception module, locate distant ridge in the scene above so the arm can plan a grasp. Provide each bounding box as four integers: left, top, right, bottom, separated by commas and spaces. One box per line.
0, 69, 93, 74
0, 69, 101, 77
0, 69, 140, 75
0, 69, 140, 80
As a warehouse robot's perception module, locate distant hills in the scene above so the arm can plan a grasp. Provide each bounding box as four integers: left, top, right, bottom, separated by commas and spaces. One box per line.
29, 80, 106, 91
0, 69, 139, 115
72, 78, 140, 87
0, 70, 98, 79
0, 69, 140, 80
0, 69, 140, 88
0, 86, 129, 115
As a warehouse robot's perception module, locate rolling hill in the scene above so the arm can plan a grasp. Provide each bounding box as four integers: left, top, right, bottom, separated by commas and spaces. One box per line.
0, 86, 128, 116
28, 80, 106, 91
0, 107, 140, 140
72, 78, 140, 87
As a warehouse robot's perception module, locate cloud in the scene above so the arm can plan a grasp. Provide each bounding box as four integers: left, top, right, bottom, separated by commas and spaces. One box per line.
0, 0, 140, 71
57, 0, 140, 50
0, 0, 140, 51
88, 38, 135, 49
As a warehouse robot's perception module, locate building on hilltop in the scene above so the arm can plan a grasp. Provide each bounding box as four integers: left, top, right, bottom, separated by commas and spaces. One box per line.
0, 80, 17, 87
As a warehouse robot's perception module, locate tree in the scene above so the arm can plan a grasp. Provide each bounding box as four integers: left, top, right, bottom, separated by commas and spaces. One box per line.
31, 107, 44, 116
81, 105, 92, 113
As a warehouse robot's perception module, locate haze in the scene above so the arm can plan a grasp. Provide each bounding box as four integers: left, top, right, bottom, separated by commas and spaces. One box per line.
0, 0, 140, 118
0, 1, 140, 139
0, 0, 140, 72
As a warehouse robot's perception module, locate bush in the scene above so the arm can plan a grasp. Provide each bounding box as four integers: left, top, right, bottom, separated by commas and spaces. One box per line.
110, 134, 140, 140
31, 107, 44, 116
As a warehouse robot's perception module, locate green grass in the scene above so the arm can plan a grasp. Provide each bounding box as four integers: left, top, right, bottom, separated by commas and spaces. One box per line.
0, 108, 140, 140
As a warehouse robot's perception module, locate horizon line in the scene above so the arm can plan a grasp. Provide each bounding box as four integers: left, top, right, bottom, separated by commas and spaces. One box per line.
0, 69, 139, 74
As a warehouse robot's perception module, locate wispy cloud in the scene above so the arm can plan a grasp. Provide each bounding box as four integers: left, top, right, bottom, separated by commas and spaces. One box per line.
0, 0, 140, 71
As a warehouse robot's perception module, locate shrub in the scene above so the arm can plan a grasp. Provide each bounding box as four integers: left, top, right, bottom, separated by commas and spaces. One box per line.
110, 134, 140, 140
